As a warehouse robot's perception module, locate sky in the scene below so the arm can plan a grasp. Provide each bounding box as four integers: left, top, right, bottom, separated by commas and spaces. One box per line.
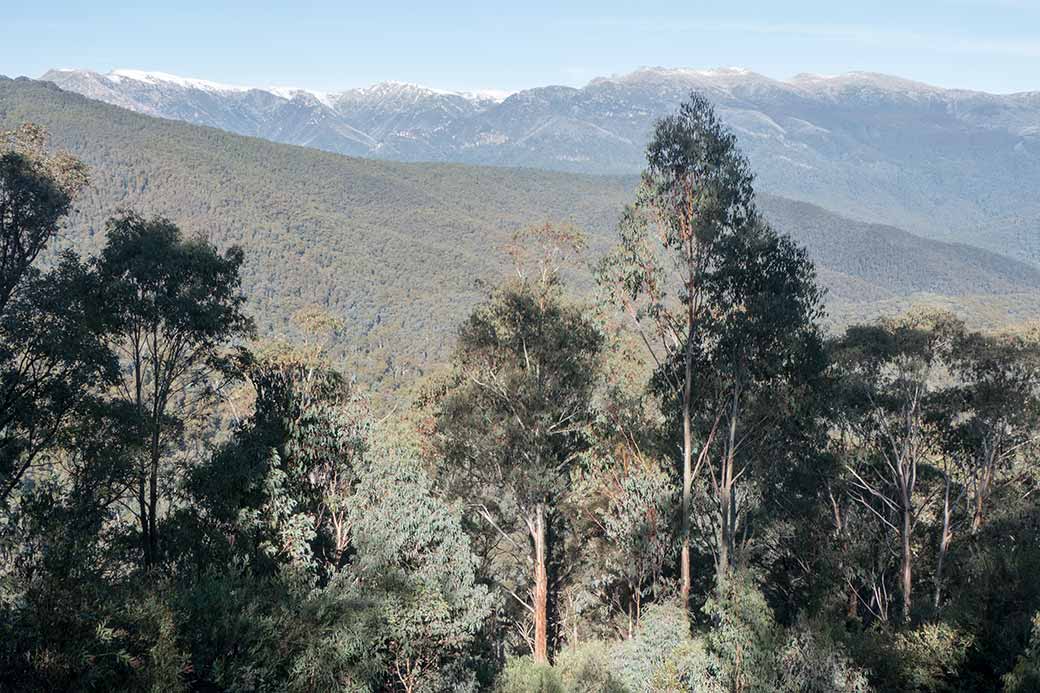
6, 1, 1040, 94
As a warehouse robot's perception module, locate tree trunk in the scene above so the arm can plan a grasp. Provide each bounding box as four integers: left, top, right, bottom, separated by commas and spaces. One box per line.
133, 341, 151, 566
147, 423, 160, 567
718, 488, 731, 585
680, 322, 694, 609
972, 458, 993, 534
137, 460, 150, 565
847, 582, 859, 620
900, 501, 913, 622
533, 503, 549, 664
933, 474, 953, 610
718, 374, 740, 587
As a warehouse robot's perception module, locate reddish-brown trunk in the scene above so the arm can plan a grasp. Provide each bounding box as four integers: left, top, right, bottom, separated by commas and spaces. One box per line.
972, 463, 993, 533
533, 503, 549, 664
846, 582, 859, 620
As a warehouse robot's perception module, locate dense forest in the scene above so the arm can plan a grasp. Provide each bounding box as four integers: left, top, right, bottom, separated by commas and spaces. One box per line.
2, 92, 1040, 692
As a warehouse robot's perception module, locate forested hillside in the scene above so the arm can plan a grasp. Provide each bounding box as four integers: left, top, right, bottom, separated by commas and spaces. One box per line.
2, 76, 1039, 389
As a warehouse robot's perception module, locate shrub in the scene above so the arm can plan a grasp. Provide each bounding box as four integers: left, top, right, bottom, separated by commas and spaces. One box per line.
614, 602, 692, 692
649, 638, 723, 693
1004, 613, 1040, 693
494, 657, 565, 693
894, 622, 973, 692
703, 573, 781, 692
775, 619, 872, 693
555, 640, 627, 692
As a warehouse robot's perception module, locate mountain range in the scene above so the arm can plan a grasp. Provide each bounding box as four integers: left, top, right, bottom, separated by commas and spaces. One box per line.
40, 66, 1040, 263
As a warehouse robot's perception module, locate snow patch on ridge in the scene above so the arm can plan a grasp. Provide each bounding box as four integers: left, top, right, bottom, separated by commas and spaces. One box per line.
109, 69, 251, 93
267, 86, 336, 108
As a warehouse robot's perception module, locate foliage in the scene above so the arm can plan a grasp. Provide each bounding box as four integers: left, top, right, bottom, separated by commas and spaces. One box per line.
553, 641, 627, 693
494, 657, 565, 693
347, 445, 492, 692
1005, 613, 1040, 693
613, 603, 693, 692
433, 255, 603, 662
774, 619, 872, 693
893, 622, 974, 692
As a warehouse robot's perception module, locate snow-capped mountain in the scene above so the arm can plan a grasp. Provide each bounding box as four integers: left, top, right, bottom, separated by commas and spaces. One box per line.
40, 68, 504, 159
38, 67, 1040, 256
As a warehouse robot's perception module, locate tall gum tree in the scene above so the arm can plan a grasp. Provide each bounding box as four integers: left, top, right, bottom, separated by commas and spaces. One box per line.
680, 219, 824, 586
433, 224, 602, 663
930, 326, 1040, 608
828, 311, 956, 622
598, 93, 758, 607
0, 124, 113, 504
97, 212, 252, 567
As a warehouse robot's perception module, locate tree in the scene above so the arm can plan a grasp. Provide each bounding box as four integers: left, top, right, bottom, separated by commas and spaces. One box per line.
572, 386, 676, 639
1004, 612, 1040, 692
434, 225, 602, 663
828, 311, 956, 622
598, 93, 757, 607
347, 445, 492, 692
577, 454, 675, 639
676, 219, 824, 586
945, 328, 1040, 534
182, 338, 488, 691
0, 255, 119, 503
97, 211, 252, 567
925, 327, 1040, 609
0, 124, 87, 314
185, 329, 368, 576
0, 125, 112, 505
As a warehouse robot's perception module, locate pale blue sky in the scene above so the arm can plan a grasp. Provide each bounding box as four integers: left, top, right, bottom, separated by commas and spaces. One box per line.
6, 1, 1040, 94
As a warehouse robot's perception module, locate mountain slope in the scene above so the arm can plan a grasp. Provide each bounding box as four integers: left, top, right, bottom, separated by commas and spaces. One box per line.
3, 76, 1039, 385
40, 66, 1040, 257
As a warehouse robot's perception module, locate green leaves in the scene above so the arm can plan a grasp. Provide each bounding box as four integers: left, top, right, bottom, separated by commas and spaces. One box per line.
438, 279, 602, 508
98, 211, 253, 345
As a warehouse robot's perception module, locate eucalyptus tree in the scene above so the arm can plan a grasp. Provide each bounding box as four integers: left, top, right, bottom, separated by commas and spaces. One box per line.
572, 387, 677, 637
929, 327, 1040, 608
0, 124, 87, 313
686, 219, 825, 585
0, 125, 115, 505
434, 225, 602, 663
828, 312, 956, 622
945, 328, 1040, 533
347, 445, 492, 693
97, 211, 252, 567
599, 92, 813, 604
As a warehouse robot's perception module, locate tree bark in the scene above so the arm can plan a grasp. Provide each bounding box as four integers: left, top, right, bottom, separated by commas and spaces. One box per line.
933, 472, 954, 610
533, 503, 549, 664
900, 495, 913, 621
972, 454, 994, 533
680, 320, 694, 609
147, 422, 160, 566
718, 372, 741, 587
